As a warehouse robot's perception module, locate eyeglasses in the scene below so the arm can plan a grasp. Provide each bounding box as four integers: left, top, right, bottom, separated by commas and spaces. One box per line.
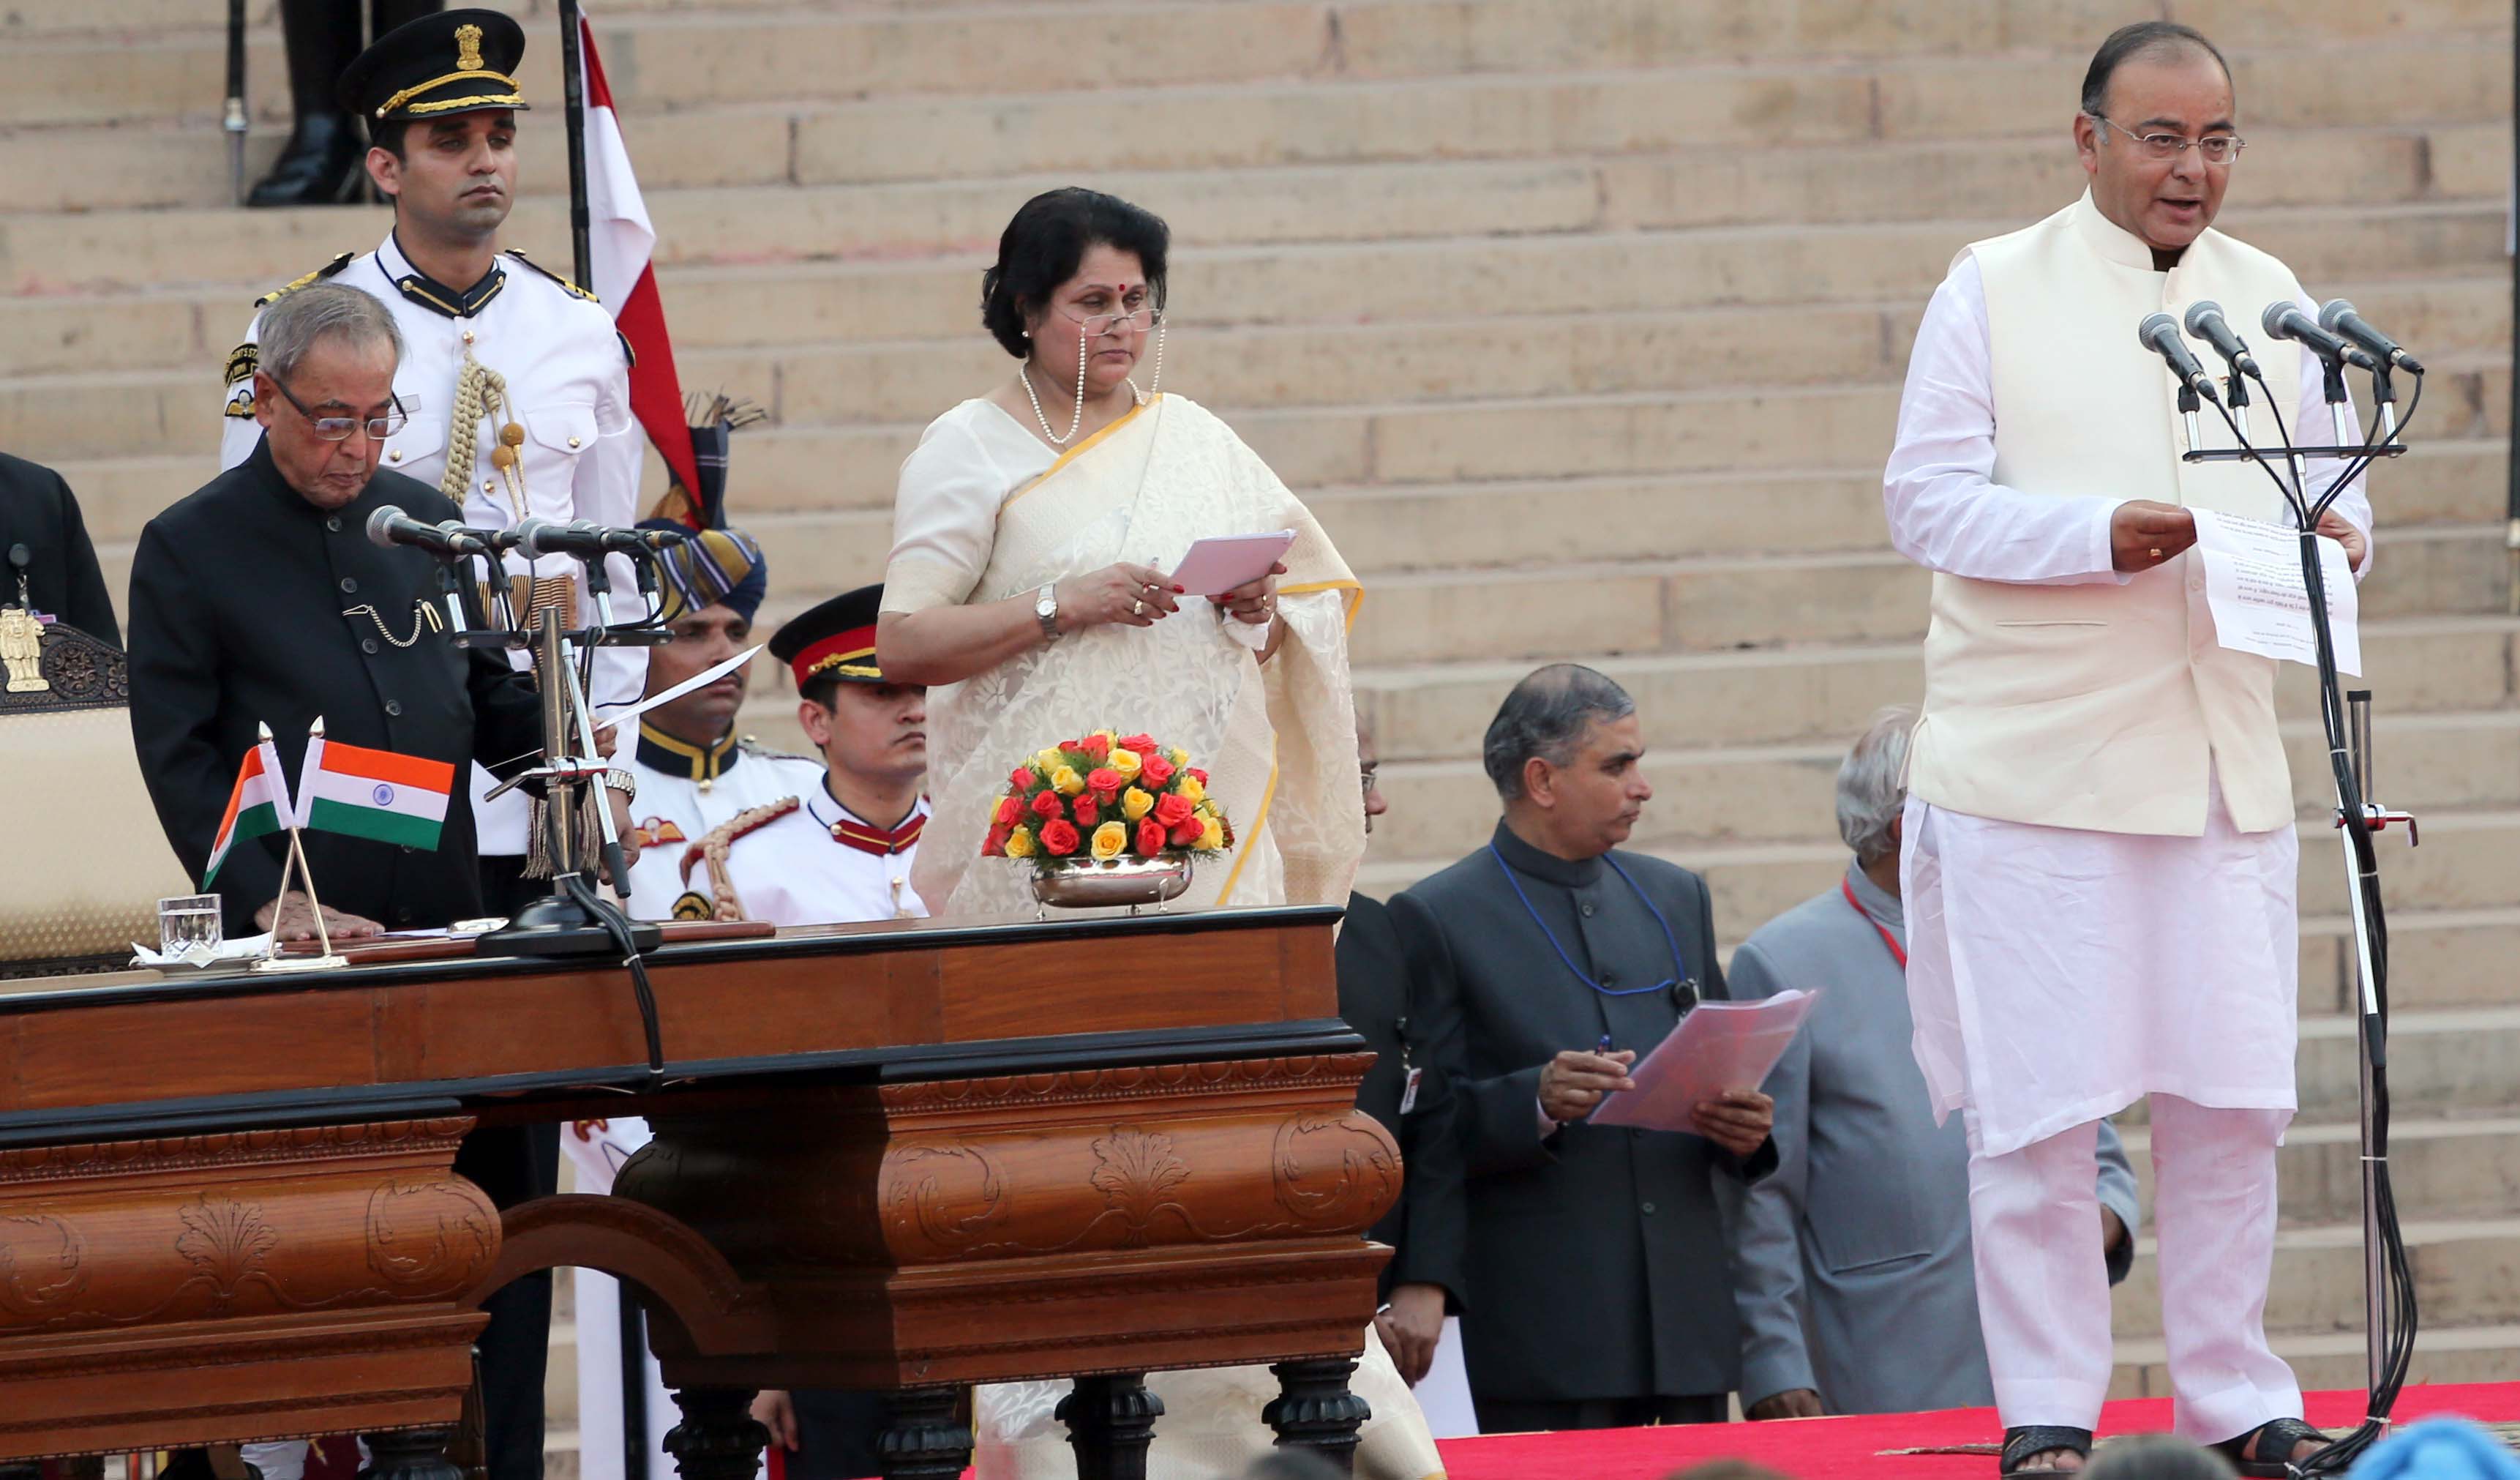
2086, 113, 2246, 164
266, 374, 416, 442
1061, 305, 1164, 337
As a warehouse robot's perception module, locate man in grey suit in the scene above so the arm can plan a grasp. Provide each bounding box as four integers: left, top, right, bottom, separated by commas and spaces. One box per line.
1397, 664, 1775, 1433
1728, 706, 2140, 1419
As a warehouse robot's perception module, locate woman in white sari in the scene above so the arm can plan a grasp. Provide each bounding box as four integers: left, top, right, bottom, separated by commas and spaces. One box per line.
874, 189, 1442, 1480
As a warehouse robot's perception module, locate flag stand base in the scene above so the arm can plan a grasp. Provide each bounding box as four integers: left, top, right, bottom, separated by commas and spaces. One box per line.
477, 889, 661, 959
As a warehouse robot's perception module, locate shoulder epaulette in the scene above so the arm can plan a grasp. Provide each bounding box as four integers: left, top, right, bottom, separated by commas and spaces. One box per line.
505, 249, 600, 304
737, 736, 817, 766
680, 795, 800, 922
255, 252, 357, 308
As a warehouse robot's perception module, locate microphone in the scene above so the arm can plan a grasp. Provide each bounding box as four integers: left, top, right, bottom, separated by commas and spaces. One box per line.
2262, 302, 2377, 371
2318, 299, 2424, 374
510, 517, 667, 561
2137, 313, 2220, 403
2181, 300, 2260, 381
367, 504, 493, 558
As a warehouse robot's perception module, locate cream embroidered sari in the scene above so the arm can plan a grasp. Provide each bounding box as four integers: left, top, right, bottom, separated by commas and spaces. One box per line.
883, 394, 1366, 918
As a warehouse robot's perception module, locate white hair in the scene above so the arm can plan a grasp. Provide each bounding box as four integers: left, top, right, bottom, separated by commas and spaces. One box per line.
1835, 705, 1918, 864
258, 282, 403, 384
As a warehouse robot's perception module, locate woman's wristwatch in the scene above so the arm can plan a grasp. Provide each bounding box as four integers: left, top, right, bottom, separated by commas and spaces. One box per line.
1035, 583, 1062, 643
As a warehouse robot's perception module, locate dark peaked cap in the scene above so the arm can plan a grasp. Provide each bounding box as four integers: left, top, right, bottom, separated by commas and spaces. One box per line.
340, 9, 530, 122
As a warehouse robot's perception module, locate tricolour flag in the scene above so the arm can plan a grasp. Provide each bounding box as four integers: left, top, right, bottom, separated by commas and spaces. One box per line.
298, 733, 456, 851
574, 6, 702, 502
203, 735, 291, 885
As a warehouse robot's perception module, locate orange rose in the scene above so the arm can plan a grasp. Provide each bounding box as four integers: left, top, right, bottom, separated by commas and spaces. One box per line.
1039, 819, 1081, 856
1152, 792, 1196, 829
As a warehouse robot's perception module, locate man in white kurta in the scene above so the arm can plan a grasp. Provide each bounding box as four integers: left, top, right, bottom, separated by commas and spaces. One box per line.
1883, 23, 2371, 1474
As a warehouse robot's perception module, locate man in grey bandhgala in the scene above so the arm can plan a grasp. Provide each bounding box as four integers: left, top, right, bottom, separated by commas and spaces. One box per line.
1728, 708, 2140, 1419
1398, 665, 1776, 1433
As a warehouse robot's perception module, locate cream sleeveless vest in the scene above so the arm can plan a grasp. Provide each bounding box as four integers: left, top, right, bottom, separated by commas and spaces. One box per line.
1905, 191, 2311, 837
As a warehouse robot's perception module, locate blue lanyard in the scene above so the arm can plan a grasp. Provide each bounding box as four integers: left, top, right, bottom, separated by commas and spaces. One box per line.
1488, 843, 1689, 998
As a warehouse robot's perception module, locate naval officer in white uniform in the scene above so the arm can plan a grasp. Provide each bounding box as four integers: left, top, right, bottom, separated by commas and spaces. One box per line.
217, 7, 643, 918
615, 520, 824, 920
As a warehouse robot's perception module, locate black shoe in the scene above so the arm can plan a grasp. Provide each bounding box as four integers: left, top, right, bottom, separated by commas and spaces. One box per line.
247, 110, 365, 207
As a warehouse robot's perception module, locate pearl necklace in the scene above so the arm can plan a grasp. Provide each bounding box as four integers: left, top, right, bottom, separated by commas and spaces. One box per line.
1019, 321, 1169, 446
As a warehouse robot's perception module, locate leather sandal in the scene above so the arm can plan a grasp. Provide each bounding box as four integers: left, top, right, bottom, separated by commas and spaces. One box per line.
2212, 1416, 2327, 1478
2002, 1425, 2094, 1479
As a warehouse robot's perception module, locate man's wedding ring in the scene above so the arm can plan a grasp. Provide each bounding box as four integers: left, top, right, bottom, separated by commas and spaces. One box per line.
1131, 597, 1144, 616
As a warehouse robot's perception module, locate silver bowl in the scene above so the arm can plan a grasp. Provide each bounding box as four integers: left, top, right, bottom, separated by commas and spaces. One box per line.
1027, 854, 1195, 916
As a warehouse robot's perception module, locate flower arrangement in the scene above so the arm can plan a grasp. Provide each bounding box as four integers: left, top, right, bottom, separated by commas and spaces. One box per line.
983, 730, 1234, 872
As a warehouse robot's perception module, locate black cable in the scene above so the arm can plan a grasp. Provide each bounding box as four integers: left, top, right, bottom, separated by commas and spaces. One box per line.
563, 870, 666, 1080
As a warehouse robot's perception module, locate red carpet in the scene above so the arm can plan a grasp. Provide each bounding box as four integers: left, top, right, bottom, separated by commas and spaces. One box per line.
1433, 1385, 2520, 1480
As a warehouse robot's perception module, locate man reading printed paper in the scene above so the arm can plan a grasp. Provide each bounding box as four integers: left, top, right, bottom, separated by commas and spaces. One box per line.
1880, 22, 2370, 1479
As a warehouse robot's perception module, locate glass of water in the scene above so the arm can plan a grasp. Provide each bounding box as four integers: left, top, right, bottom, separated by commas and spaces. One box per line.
157, 894, 223, 957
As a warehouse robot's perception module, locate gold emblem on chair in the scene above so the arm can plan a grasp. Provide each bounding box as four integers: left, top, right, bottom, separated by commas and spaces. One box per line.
0, 607, 48, 694
455, 23, 484, 71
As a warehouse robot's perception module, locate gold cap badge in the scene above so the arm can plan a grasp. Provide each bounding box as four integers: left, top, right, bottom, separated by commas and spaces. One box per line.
455, 23, 484, 71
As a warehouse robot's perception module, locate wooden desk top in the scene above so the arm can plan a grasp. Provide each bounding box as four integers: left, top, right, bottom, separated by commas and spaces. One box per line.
0, 904, 1349, 1148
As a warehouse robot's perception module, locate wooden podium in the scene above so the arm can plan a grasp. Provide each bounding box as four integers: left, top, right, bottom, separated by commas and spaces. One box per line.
0, 906, 1395, 1480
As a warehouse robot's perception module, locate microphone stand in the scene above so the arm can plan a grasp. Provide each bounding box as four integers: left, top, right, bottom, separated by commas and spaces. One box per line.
2186, 339, 2423, 1476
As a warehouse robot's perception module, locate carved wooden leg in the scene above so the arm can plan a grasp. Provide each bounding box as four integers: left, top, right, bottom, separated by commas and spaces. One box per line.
356, 1427, 465, 1480
876, 1385, 972, 1480
1057, 1373, 1163, 1480
1264, 1357, 1370, 1475
662, 1389, 768, 1480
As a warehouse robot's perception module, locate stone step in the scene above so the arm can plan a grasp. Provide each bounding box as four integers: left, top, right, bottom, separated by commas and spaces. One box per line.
1357, 807, 2520, 942
2111, 1318, 2520, 1400
2112, 1218, 2520, 1342
1362, 709, 2520, 857
15, 0, 2505, 119
1351, 615, 2520, 760
2129, 1114, 2520, 1223
2306, 906, 2520, 1014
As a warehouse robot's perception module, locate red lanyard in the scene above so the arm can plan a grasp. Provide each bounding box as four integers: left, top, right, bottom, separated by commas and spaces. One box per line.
1842, 875, 1906, 969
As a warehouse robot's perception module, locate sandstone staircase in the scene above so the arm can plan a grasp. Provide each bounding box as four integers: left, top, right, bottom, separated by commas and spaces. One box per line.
3, 0, 2513, 1461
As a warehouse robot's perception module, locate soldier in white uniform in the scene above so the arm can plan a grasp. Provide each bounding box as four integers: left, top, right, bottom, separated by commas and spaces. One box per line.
615, 520, 823, 920
217, 8, 643, 921
686, 586, 931, 930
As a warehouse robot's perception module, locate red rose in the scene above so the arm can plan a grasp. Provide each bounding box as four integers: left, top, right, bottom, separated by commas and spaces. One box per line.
1153, 792, 1196, 829
1080, 734, 1111, 760
983, 823, 1011, 857
1136, 818, 1168, 857
1060, 738, 1084, 752
1009, 765, 1036, 790
1186, 768, 1208, 786
1119, 733, 1160, 756
1141, 754, 1176, 788
1087, 766, 1123, 796
1030, 791, 1062, 819
1039, 819, 1081, 856
1171, 818, 1205, 847
1072, 796, 1100, 827
994, 796, 1024, 827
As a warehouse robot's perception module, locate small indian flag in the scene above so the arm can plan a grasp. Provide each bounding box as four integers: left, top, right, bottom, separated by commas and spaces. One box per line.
297, 721, 454, 851
203, 731, 291, 885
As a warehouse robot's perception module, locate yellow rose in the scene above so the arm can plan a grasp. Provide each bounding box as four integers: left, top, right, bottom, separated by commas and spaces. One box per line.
1005, 824, 1037, 858
1168, 747, 1190, 767
1198, 817, 1225, 850
1090, 821, 1128, 860
1176, 774, 1205, 805
1032, 748, 1065, 776
1194, 801, 1218, 822
1051, 765, 1086, 796
1108, 747, 1142, 781
1122, 786, 1155, 821
1094, 728, 1120, 747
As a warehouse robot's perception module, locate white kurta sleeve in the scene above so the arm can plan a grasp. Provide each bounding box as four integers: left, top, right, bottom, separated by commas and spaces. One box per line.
882, 416, 1010, 614
1883, 256, 2130, 587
